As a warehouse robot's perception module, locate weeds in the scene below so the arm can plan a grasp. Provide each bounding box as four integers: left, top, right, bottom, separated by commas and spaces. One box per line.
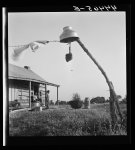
9, 104, 127, 136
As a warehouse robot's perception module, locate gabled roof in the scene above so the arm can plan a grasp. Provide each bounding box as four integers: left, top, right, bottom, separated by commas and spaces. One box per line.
8, 64, 60, 87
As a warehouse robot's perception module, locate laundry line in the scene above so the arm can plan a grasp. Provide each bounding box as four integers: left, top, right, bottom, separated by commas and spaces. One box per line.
8, 40, 60, 47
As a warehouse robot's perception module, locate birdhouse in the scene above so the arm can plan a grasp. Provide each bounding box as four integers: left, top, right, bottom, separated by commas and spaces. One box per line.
65, 52, 73, 62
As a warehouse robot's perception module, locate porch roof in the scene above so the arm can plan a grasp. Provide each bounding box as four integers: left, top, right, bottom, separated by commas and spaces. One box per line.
8, 64, 60, 87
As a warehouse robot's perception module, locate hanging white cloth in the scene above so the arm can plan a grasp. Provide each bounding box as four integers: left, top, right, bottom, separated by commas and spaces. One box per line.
29, 40, 49, 52
11, 40, 49, 61
12, 44, 30, 61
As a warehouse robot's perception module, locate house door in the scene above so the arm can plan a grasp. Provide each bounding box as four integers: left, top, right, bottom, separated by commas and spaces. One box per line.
31, 82, 38, 94
34, 85, 38, 96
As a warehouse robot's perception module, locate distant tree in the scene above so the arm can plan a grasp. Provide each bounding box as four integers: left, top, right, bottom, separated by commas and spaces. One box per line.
105, 99, 110, 103
68, 93, 83, 109
55, 101, 59, 105
117, 95, 122, 99
72, 93, 81, 101
59, 101, 67, 105
117, 95, 122, 101
90, 97, 105, 104
122, 95, 127, 104
66, 101, 70, 105
49, 100, 54, 105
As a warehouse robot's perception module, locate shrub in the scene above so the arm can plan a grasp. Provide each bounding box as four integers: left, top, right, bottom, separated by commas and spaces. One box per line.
69, 93, 83, 109
69, 100, 83, 109
9, 100, 21, 109
59, 101, 67, 105
49, 100, 54, 105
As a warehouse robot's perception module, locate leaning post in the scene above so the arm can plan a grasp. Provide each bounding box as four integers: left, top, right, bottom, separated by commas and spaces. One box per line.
76, 38, 123, 127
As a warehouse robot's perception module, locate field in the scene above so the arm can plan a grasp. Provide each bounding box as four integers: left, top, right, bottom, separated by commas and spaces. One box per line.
9, 103, 127, 136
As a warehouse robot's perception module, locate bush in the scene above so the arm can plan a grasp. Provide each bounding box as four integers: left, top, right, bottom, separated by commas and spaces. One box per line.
68, 93, 83, 109
9, 100, 21, 109
122, 98, 127, 104
69, 100, 83, 109
59, 101, 67, 105
49, 100, 54, 105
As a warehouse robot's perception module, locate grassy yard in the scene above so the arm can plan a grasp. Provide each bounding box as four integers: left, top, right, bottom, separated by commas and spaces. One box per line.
9, 103, 127, 136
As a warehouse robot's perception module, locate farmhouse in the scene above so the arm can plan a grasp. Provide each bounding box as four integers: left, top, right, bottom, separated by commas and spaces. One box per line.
8, 63, 60, 109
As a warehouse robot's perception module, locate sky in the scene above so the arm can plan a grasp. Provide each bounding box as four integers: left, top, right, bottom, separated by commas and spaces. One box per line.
8, 12, 126, 102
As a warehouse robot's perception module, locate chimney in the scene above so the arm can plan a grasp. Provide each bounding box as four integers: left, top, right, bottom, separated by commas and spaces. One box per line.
24, 66, 30, 70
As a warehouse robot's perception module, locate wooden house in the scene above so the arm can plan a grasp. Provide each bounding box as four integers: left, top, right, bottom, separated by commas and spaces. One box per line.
8, 64, 60, 109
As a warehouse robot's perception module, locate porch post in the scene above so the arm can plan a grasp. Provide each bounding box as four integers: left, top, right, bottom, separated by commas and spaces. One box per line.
45, 84, 47, 106
11, 86, 12, 101
29, 81, 31, 109
57, 86, 59, 106
14, 87, 15, 100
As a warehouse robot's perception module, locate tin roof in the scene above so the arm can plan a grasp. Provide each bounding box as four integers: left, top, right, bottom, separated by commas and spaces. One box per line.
8, 64, 60, 87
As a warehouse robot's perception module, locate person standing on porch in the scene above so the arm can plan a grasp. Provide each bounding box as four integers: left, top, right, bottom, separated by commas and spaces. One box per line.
34, 93, 38, 102
38, 91, 42, 102
45, 90, 50, 109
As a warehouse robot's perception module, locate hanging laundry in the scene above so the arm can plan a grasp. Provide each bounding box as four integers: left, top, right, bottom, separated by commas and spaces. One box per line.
29, 40, 49, 52
12, 44, 29, 61
11, 40, 49, 61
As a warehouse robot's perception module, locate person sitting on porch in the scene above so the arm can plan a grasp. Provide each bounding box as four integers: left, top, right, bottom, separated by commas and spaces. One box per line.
37, 91, 43, 106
